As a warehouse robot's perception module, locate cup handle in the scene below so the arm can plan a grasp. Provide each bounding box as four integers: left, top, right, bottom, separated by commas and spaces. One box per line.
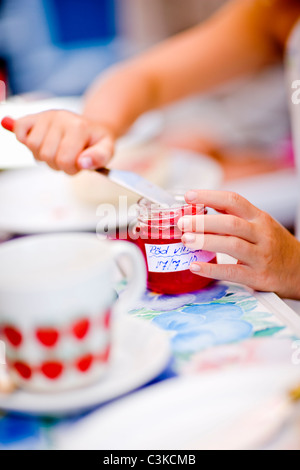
110, 241, 147, 315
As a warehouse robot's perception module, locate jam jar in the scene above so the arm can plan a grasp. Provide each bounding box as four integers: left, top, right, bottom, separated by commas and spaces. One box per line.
132, 195, 217, 295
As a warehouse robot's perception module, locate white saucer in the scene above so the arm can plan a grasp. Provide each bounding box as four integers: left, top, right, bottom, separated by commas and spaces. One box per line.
56, 365, 300, 450
0, 150, 223, 234
0, 316, 171, 417
0, 164, 104, 233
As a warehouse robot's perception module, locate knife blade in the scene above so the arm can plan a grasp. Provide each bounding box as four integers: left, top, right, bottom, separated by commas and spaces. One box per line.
97, 168, 176, 206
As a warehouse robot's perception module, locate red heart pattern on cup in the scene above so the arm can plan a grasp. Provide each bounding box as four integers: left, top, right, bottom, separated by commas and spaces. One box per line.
72, 318, 90, 340
2, 326, 23, 347
10, 345, 111, 381
36, 328, 60, 347
1, 310, 112, 383
1, 311, 108, 349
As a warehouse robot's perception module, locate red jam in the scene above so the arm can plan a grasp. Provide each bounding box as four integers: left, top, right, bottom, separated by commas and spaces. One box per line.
133, 197, 217, 295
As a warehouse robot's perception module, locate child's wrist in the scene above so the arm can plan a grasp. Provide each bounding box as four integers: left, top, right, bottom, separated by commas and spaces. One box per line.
82, 114, 122, 140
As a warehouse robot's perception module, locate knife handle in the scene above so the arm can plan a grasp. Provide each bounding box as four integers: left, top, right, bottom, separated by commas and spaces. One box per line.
95, 168, 110, 176
1, 117, 15, 132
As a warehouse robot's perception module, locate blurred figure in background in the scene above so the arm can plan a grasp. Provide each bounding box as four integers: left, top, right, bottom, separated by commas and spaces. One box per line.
0, 0, 134, 97
119, 0, 227, 47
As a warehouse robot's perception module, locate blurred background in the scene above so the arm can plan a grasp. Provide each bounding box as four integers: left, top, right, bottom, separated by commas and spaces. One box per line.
0, 0, 230, 96
0, 0, 298, 231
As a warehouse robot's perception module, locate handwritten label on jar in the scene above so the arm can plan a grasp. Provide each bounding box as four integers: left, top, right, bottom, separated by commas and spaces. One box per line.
145, 243, 215, 273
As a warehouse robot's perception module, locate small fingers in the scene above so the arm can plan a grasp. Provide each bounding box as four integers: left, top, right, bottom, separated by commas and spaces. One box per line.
55, 130, 90, 175
37, 124, 64, 170
14, 112, 64, 170
14, 115, 38, 144
182, 232, 257, 264
77, 135, 114, 170
178, 214, 258, 244
185, 190, 260, 221
25, 116, 53, 155
189, 261, 254, 286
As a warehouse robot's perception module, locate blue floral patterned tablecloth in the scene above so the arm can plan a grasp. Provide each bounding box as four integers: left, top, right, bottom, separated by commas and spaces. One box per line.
128, 281, 296, 373
0, 281, 298, 449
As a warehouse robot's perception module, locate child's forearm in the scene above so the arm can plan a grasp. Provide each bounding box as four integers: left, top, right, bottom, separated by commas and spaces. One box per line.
83, 0, 280, 136
82, 64, 158, 138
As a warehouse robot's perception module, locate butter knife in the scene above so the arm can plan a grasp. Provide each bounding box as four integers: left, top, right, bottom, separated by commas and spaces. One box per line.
96, 168, 176, 206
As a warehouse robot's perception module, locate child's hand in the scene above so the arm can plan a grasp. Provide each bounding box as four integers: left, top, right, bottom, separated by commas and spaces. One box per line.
11, 111, 115, 174
178, 190, 300, 300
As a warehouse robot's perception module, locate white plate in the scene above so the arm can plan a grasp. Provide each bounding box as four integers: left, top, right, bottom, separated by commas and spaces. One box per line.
0, 96, 164, 169
0, 164, 103, 233
0, 316, 171, 417
0, 150, 223, 234
56, 365, 300, 450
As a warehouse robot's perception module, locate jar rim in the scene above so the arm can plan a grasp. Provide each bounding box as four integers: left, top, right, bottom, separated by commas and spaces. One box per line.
137, 195, 205, 226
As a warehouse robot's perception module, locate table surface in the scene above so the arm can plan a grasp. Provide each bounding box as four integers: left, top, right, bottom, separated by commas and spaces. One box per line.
1, 276, 300, 450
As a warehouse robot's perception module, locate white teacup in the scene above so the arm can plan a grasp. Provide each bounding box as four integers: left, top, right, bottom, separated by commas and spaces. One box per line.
0, 233, 146, 392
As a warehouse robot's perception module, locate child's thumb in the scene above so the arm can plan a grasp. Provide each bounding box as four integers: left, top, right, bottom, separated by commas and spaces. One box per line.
77, 137, 114, 170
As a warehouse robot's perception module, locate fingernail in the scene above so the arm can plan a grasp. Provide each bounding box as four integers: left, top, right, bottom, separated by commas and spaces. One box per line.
190, 263, 201, 273
182, 233, 195, 244
178, 216, 192, 232
185, 191, 198, 203
78, 156, 95, 170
